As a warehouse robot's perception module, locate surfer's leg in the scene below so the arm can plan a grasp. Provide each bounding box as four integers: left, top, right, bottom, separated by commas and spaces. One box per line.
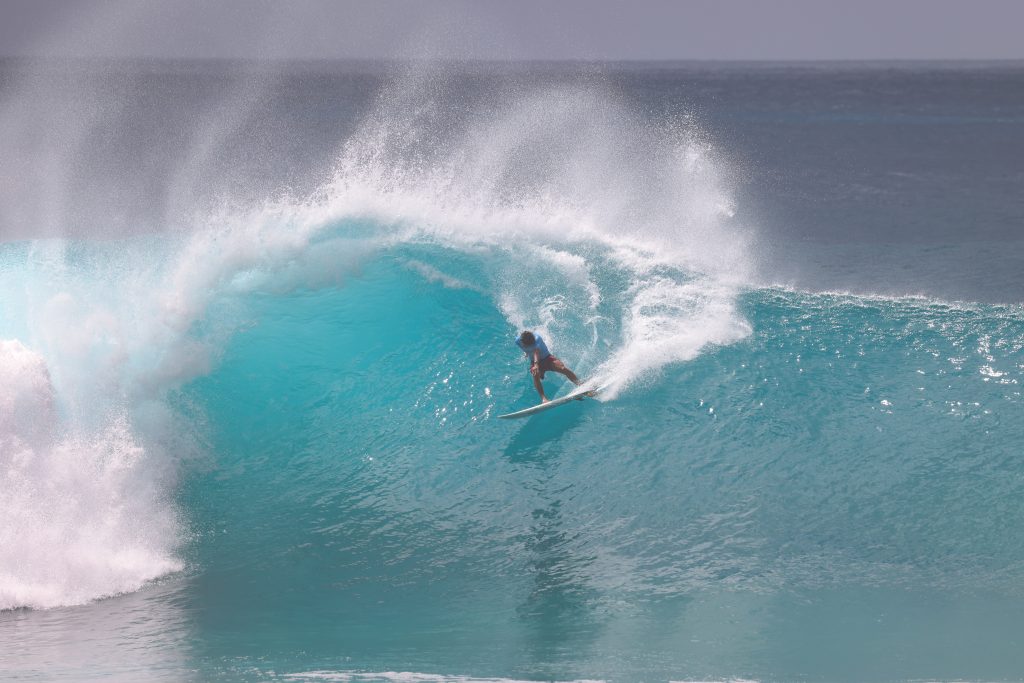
548, 359, 589, 399
532, 373, 548, 402
550, 359, 580, 385
549, 359, 595, 398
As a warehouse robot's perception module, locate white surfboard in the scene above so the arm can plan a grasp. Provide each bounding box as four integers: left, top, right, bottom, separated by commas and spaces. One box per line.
497, 382, 605, 420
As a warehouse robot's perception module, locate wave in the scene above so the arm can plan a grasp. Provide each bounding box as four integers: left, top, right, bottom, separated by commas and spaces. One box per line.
6, 236, 1022, 610
3, 64, 1023, 614
0, 68, 751, 609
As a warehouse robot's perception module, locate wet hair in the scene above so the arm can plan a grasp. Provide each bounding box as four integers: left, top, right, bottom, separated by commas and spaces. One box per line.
519, 331, 536, 345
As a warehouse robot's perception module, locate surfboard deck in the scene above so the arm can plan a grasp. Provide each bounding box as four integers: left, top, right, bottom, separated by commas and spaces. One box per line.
497, 382, 605, 420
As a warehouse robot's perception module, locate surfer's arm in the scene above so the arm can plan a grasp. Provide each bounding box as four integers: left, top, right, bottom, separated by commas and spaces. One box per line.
529, 349, 541, 376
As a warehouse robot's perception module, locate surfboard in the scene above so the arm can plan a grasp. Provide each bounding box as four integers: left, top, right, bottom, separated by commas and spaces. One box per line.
497, 382, 605, 420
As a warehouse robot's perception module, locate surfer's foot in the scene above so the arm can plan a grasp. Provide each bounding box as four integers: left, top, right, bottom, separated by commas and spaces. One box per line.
541, 397, 550, 403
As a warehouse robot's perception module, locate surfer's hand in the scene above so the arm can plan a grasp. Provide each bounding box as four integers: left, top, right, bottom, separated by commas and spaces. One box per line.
530, 364, 540, 377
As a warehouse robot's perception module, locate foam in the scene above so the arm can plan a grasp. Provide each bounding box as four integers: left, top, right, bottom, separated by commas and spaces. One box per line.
0, 339, 55, 449
0, 340, 181, 610
598, 277, 751, 398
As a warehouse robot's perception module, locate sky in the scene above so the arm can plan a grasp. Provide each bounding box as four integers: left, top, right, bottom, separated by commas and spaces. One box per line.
1, 0, 1023, 62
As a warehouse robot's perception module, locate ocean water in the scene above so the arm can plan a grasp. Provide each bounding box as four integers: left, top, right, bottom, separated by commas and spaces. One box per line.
1, 61, 1023, 682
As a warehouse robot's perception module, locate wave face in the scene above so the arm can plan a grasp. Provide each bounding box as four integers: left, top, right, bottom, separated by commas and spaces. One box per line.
2, 63, 1024, 681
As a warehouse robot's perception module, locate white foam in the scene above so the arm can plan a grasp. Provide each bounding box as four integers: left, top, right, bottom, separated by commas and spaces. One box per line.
595, 276, 751, 397
0, 340, 182, 610
0, 339, 55, 449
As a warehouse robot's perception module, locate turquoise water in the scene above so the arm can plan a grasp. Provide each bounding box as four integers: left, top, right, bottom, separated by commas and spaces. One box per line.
3, 233, 1023, 681
3, 62, 1024, 682
182, 254, 1024, 681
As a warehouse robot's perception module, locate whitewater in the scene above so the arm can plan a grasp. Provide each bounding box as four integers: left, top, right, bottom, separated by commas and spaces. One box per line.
2, 61, 1024, 681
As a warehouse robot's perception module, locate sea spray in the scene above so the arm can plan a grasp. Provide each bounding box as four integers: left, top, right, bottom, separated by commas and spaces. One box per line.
0, 339, 181, 609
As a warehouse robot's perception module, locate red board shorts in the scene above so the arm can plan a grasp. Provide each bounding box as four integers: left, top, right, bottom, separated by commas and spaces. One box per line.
533, 354, 562, 379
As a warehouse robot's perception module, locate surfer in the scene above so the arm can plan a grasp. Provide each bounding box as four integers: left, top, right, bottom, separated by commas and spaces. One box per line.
515, 330, 583, 403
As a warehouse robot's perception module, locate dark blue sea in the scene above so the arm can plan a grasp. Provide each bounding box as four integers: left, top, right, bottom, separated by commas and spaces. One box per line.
1, 60, 1023, 682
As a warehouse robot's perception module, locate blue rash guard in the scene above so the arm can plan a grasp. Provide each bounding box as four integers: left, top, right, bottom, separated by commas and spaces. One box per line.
516, 333, 551, 360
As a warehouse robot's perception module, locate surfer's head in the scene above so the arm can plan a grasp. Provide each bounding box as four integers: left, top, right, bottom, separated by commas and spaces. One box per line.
519, 331, 536, 346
